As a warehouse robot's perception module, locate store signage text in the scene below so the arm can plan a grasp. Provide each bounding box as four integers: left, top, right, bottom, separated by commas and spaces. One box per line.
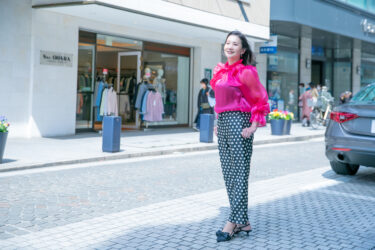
361, 19, 375, 35
40, 50, 73, 67
260, 35, 277, 54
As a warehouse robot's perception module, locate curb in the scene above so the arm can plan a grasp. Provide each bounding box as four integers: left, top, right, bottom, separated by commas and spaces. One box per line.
0, 134, 324, 173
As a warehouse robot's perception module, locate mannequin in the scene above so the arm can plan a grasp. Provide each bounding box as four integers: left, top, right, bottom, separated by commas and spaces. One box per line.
153, 68, 166, 103
144, 67, 151, 82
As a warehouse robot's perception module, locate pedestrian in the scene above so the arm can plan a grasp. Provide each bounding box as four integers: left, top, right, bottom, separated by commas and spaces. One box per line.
340, 91, 352, 104
299, 82, 317, 127
210, 31, 270, 242
298, 83, 305, 121
194, 78, 215, 130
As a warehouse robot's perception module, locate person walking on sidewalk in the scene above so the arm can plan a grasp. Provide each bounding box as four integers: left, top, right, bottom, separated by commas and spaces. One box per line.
299, 82, 317, 127
194, 78, 215, 130
210, 31, 270, 242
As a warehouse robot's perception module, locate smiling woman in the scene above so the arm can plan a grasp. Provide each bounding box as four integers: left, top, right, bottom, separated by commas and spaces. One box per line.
211, 31, 270, 243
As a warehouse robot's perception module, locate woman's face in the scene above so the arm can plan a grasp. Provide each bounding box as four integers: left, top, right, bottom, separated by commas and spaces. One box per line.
224, 35, 245, 61
201, 83, 206, 89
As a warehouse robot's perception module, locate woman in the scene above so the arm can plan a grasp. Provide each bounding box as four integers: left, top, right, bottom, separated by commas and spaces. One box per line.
299, 82, 317, 127
194, 78, 215, 129
210, 31, 270, 242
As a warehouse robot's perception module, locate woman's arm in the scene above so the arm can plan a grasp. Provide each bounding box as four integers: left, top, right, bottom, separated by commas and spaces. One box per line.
238, 66, 270, 127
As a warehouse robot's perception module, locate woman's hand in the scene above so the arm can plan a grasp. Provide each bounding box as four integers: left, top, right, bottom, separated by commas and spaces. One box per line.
241, 122, 258, 138
214, 126, 218, 136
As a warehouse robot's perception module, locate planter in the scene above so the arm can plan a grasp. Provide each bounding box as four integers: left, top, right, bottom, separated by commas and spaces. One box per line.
0, 132, 8, 164
270, 119, 285, 135
283, 120, 292, 135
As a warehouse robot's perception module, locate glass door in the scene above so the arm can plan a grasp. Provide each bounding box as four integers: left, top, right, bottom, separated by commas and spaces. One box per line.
76, 44, 95, 129
117, 51, 141, 129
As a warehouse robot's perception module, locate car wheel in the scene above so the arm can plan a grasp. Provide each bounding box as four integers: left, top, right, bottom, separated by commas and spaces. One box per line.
330, 161, 359, 175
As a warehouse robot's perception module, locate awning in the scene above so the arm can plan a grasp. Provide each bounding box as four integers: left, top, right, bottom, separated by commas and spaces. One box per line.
32, 0, 270, 43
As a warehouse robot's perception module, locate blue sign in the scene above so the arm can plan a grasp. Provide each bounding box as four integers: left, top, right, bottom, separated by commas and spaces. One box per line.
260, 35, 278, 54
312, 46, 324, 57
260, 47, 277, 54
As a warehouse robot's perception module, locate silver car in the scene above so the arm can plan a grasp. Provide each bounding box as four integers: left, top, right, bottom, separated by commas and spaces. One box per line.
325, 83, 375, 175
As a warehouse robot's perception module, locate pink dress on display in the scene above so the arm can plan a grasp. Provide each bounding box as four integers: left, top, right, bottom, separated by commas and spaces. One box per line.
210, 59, 270, 127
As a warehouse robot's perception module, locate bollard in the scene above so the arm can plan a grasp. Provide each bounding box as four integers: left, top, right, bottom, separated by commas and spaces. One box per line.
102, 116, 121, 152
199, 114, 214, 143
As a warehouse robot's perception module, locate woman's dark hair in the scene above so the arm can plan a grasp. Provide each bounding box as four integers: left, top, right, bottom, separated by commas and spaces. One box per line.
308, 82, 316, 88
200, 78, 209, 85
225, 31, 254, 65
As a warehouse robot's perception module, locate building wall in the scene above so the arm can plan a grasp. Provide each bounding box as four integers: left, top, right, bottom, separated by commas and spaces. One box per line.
0, 0, 33, 137
299, 26, 312, 86
2, 2, 224, 137
163, 0, 270, 27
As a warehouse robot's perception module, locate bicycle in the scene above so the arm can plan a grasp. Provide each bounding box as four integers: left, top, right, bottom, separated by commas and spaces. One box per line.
310, 99, 333, 129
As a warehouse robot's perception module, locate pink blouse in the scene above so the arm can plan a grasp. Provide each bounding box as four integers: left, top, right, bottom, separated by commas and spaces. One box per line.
210, 59, 270, 127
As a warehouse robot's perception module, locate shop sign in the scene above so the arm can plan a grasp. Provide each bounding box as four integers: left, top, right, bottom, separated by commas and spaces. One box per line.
312, 46, 324, 57
361, 19, 375, 35
40, 51, 73, 67
260, 35, 277, 54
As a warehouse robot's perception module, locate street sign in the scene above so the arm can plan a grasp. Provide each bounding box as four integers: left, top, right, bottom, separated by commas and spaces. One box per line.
260, 35, 277, 54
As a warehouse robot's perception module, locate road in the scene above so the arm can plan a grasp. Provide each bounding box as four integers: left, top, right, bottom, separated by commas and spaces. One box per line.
0, 138, 374, 249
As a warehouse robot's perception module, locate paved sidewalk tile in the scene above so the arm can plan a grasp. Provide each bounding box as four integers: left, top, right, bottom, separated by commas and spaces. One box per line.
0, 167, 374, 249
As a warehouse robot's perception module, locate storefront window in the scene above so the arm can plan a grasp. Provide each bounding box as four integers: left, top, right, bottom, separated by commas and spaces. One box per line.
337, 0, 375, 13
361, 52, 375, 88
267, 50, 299, 116
142, 42, 190, 125
333, 48, 352, 99
76, 31, 191, 131
76, 31, 96, 130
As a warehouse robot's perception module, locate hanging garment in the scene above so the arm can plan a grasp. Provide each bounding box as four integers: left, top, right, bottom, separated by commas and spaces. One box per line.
125, 78, 131, 94
135, 82, 151, 109
140, 91, 151, 115
95, 81, 105, 121
77, 93, 83, 114
143, 91, 164, 122
100, 88, 108, 116
119, 94, 131, 114
106, 88, 118, 116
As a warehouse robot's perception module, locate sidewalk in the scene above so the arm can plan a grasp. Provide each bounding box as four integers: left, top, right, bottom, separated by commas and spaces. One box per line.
0, 123, 325, 172
1, 166, 374, 249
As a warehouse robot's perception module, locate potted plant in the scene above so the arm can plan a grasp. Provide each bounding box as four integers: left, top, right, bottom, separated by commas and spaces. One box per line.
268, 109, 286, 135
283, 111, 294, 135
0, 116, 10, 164
268, 110, 294, 135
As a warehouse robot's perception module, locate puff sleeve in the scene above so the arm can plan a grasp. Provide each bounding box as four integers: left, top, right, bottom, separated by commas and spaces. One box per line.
238, 66, 270, 127
209, 63, 225, 90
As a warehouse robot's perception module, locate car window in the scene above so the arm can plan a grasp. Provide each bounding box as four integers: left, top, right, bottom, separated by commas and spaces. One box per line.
351, 84, 375, 103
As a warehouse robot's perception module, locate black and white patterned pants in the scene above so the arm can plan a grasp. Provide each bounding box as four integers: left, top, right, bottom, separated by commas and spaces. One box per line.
217, 111, 254, 225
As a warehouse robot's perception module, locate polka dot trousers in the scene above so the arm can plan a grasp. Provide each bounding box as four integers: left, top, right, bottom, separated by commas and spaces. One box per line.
217, 111, 254, 225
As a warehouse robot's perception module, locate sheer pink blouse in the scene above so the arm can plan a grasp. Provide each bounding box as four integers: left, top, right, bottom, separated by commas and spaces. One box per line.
210, 59, 270, 127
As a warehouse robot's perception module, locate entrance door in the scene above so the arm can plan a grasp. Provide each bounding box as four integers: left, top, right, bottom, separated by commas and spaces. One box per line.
76, 44, 95, 130
312, 61, 323, 86
117, 52, 141, 129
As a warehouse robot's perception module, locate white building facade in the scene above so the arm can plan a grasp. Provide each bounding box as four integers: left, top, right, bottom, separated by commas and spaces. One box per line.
0, 0, 270, 137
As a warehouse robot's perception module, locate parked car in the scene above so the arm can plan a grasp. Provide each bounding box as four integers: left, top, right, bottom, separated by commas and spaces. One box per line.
325, 83, 375, 175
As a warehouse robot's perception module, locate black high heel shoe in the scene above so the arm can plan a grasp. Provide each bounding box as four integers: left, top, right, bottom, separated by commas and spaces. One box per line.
234, 223, 252, 235
216, 225, 237, 242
